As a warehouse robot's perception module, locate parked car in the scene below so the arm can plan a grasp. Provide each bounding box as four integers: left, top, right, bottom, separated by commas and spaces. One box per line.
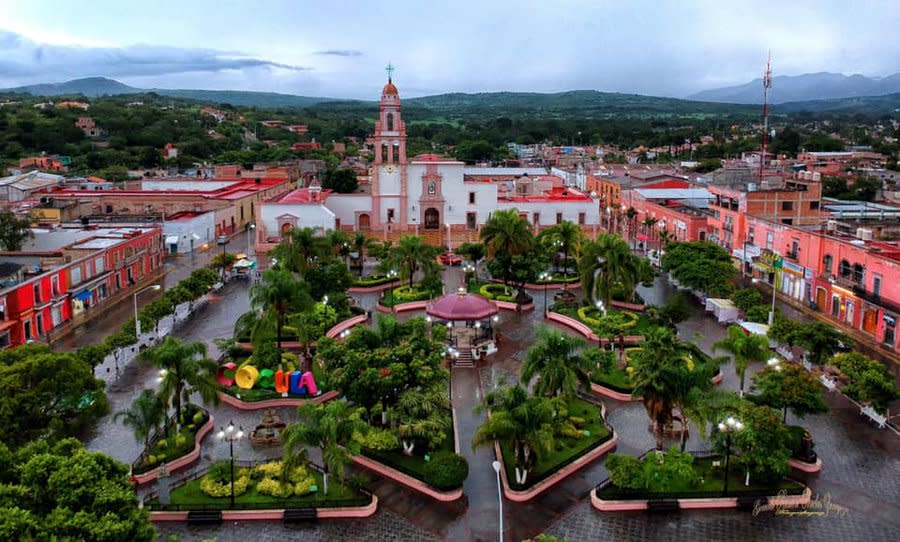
438, 253, 462, 266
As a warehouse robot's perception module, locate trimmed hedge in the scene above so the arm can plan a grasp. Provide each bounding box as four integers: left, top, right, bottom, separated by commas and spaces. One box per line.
479, 283, 516, 302
422, 452, 470, 491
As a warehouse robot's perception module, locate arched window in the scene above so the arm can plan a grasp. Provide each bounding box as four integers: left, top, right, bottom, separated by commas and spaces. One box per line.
823, 254, 833, 274
386, 113, 394, 131
839, 259, 851, 278
428, 181, 436, 195
853, 263, 865, 283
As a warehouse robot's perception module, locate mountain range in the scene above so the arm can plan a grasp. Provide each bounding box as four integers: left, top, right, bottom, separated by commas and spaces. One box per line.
2, 75, 899, 115
688, 72, 900, 104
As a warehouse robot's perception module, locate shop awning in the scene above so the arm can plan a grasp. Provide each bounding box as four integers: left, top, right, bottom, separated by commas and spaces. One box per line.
73, 290, 93, 302
165, 235, 179, 245
752, 262, 773, 273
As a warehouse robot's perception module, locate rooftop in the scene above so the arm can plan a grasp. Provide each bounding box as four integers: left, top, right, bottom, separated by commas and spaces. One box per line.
273, 187, 333, 204
20, 226, 156, 252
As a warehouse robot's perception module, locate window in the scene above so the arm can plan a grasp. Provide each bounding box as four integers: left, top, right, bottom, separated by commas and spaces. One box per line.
36, 314, 44, 337
556, 212, 563, 225
853, 263, 865, 284
105, 204, 113, 213
468, 192, 475, 204
782, 201, 794, 211
51, 276, 60, 296
51, 306, 62, 327
874, 274, 882, 297
766, 232, 774, 250
533, 212, 540, 226
95, 256, 104, 273
428, 181, 436, 195
810, 201, 820, 210
839, 259, 851, 278
578, 212, 586, 225
24, 321, 32, 341
33, 284, 41, 304
387, 208, 395, 223
747, 227, 755, 244
70, 266, 82, 286
0, 332, 9, 348
115, 274, 121, 291
781, 218, 793, 225
823, 254, 833, 274
466, 212, 477, 231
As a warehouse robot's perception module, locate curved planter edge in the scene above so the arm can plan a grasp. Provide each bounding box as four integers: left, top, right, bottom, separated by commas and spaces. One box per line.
375, 300, 429, 313
494, 300, 535, 312
545, 311, 642, 345
148, 494, 379, 522
591, 487, 811, 512
217, 390, 340, 411
522, 281, 582, 291
788, 457, 823, 473
134, 415, 214, 485
590, 382, 641, 402
325, 313, 369, 339
351, 454, 464, 502
348, 280, 399, 293
494, 431, 619, 503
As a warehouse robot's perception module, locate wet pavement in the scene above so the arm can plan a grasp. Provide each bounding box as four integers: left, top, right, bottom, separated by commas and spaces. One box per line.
81, 260, 899, 541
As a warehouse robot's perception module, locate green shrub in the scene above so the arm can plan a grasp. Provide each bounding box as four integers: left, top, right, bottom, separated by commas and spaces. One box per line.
362, 428, 401, 451
256, 477, 294, 498
480, 283, 516, 302
422, 452, 469, 490
605, 454, 644, 490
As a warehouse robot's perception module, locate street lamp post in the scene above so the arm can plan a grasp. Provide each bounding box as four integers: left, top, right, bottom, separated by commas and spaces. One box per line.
386, 270, 398, 311
539, 272, 550, 315
717, 416, 744, 496
216, 421, 245, 508
133, 284, 162, 338
491, 460, 503, 542
247, 222, 256, 258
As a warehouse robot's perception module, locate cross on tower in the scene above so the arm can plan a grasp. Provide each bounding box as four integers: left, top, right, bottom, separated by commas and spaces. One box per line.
385, 62, 395, 81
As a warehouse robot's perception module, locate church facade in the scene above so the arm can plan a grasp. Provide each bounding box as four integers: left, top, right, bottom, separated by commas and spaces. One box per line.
254, 76, 601, 258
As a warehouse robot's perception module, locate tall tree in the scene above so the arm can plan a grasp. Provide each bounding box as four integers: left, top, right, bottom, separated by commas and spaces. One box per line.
139, 337, 219, 426
115, 389, 166, 449
0, 209, 33, 251
282, 400, 368, 495
520, 326, 590, 397
750, 363, 828, 422
472, 384, 558, 486
480, 209, 534, 286
713, 324, 770, 395
385, 235, 438, 288
250, 268, 312, 355
579, 233, 645, 308
540, 221, 585, 276
274, 227, 327, 276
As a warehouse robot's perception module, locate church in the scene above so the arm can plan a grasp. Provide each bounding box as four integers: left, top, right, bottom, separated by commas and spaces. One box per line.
254, 74, 601, 258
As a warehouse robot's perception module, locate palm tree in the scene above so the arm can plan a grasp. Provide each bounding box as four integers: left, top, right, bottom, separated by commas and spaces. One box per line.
658, 229, 673, 249
472, 384, 558, 486
276, 227, 327, 276
139, 337, 220, 426
351, 232, 374, 276
521, 327, 590, 397
713, 325, 770, 395
394, 385, 452, 454
641, 217, 658, 251
480, 209, 534, 285
629, 328, 696, 449
625, 206, 638, 247
282, 400, 368, 495
578, 233, 641, 308
680, 387, 743, 451
115, 389, 165, 449
541, 221, 584, 277
386, 235, 437, 288
250, 269, 312, 356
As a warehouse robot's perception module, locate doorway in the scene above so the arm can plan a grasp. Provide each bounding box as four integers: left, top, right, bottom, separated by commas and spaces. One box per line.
424, 208, 440, 230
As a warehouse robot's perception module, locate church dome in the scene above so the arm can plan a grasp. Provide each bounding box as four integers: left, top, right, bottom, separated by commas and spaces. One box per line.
382, 79, 399, 97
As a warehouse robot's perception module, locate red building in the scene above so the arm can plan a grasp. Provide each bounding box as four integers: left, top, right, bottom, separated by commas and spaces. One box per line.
0, 226, 162, 347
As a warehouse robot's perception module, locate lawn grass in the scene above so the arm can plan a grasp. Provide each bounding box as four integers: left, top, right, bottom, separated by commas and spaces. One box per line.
591, 366, 633, 393
162, 467, 364, 508
596, 457, 805, 499
499, 397, 612, 490
363, 431, 456, 483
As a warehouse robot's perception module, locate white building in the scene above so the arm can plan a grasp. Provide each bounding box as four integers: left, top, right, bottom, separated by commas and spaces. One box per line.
162, 211, 216, 254
254, 76, 603, 258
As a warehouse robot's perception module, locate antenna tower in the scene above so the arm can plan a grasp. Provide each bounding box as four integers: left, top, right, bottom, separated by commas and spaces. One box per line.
760, 52, 772, 178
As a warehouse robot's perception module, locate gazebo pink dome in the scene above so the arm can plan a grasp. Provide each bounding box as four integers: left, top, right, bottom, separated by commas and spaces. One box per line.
426, 291, 499, 321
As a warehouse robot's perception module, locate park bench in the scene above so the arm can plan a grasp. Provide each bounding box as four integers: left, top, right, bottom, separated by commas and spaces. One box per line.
283, 508, 318, 523
187, 510, 222, 525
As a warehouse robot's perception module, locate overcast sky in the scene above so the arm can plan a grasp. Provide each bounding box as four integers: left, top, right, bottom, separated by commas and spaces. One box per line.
0, 0, 898, 99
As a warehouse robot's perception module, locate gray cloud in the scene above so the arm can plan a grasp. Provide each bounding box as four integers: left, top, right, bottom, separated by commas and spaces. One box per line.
0, 30, 310, 83
314, 49, 363, 57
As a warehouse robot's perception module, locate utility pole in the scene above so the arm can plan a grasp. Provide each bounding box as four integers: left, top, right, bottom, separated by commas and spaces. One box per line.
760, 51, 772, 178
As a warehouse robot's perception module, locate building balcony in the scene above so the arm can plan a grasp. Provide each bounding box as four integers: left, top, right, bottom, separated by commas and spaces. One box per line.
785, 249, 799, 261
852, 285, 900, 315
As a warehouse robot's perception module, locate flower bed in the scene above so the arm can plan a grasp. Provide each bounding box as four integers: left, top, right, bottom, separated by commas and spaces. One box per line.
380, 285, 440, 307
590, 344, 721, 399
133, 405, 210, 475
498, 397, 613, 491
153, 462, 369, 510
595, 456, 807, 502
362, 432, 460, 490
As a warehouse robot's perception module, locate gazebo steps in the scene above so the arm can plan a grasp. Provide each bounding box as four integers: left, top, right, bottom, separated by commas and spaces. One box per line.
454, 350, 475, 368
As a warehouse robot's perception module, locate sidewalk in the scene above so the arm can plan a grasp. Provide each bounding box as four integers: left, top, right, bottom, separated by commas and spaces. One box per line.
749, 279, 900, 372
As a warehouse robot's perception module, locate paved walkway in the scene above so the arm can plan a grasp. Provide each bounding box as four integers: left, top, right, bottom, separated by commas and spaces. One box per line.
83, 262, 899, 541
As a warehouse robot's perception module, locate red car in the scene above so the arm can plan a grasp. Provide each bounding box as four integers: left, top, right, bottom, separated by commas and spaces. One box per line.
438, 253, 462, 266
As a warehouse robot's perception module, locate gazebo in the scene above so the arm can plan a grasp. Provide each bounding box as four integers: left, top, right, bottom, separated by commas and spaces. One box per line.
426, 290, 500, 363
